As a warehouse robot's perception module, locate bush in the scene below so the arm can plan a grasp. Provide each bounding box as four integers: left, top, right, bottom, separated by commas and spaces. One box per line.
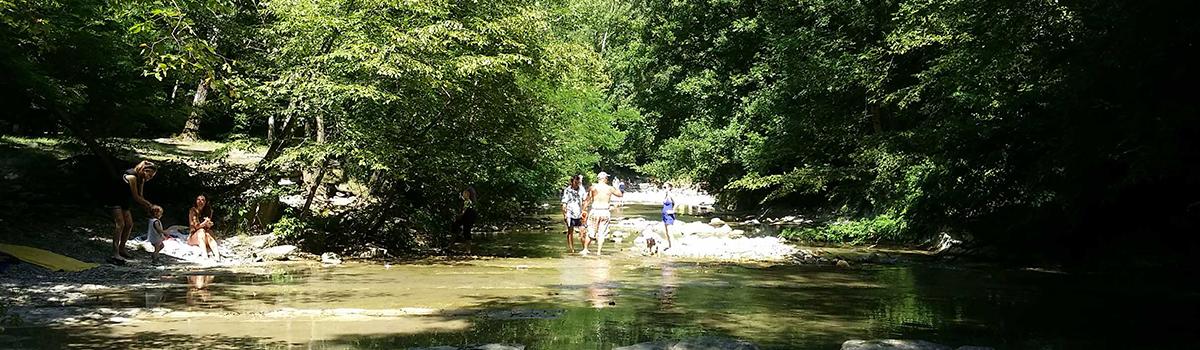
782, 214, 907, 245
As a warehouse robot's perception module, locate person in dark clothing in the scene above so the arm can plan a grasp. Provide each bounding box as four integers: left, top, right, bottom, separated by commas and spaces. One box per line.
452, 186, 478, 242
104, 160, 160, 265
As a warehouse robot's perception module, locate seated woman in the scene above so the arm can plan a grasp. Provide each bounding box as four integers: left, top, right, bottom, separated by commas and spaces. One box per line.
187, 195, 222, 260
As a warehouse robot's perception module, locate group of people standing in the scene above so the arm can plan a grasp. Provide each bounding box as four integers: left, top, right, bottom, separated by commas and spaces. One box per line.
560, 172, 674, 256
103, 160, 222, 265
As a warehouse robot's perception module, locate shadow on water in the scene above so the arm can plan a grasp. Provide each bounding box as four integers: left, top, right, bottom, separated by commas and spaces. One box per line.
312, 264, 1200, 350
4, 205, 1199, 349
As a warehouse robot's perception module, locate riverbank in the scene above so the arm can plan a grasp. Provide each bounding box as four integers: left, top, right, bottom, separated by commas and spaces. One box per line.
5, 247, 1197, 349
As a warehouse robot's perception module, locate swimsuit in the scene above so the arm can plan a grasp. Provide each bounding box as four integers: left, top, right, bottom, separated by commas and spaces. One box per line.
662, 197, 676, 225
147, 218, 164, 245
105, 169, 138, 210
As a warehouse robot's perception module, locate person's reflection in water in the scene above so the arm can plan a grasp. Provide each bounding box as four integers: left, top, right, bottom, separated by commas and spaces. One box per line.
658, 262, 677, 310
585, 258, 615, 308
186, 275, 215, 307
143, 288, 165, 308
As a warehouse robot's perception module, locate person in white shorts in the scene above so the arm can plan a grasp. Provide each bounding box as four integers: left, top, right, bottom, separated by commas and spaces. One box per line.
581, 171, 623, 256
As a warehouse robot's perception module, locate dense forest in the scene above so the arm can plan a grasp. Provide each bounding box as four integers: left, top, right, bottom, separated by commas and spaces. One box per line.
3, 0, 1198, 265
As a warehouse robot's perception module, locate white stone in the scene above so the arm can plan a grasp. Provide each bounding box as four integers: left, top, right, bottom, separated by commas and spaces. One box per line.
841, 339, 952, 350
258, 245, 298, 261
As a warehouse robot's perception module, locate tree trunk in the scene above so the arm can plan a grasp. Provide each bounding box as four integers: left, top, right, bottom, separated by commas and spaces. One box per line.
299, 158, 329, 220
866, 99, 883, 134
300, 114, 329, 220
180, 78, 211, 140
267, 114, 276, 144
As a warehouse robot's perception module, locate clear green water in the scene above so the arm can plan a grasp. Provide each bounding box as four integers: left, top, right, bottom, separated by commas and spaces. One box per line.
3, 205, 1198, 349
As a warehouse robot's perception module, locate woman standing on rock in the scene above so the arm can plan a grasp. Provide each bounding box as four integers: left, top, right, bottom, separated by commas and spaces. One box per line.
661, 183, 676, 250
188, 195, 222, 261
104, 160, 159, 265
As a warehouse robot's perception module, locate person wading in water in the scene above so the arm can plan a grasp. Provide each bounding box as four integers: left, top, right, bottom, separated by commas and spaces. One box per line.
581, 172, 623, 256
103, 160, 160, 265
661, 182, 676, 250
561, 175, 587, 253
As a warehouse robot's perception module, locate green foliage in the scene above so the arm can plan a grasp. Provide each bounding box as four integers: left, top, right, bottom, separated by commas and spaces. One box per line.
782, 214, 906, 245
615, 0, 1200, 258
270, 214, 309, 242
7, 0, 1194, 260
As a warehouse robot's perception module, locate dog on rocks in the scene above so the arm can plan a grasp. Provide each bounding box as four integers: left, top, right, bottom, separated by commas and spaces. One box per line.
633, 227, 664, 256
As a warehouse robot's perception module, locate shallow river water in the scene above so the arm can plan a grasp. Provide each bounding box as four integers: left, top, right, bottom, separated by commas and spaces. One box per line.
3, 205, 1198, 349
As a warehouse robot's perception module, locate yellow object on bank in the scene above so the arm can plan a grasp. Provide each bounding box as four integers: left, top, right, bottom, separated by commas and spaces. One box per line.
0, 244, 99, 272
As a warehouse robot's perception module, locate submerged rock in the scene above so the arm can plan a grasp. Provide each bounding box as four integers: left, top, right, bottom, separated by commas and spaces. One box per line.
408, 345, 525, 350
841, 339, 990, 350
616, 337, 759, 350
841, 340, 950, 350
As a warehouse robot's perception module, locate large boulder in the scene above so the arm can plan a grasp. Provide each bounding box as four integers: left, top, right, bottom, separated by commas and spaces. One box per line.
246, 234, 275, 250
257, 245, 298, 261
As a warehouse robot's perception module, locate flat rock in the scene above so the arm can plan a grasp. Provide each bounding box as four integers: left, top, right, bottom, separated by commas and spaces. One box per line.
257, 245, 297, 261
841, 339, 952, 350
246, 234, 274, 249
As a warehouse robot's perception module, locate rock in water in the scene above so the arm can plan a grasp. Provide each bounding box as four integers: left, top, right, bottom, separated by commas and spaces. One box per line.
407, 344, 524, 350
841, 340, 952, 350
614, 342, 671, 350
709, 217, 726, 226
470, 345, 525, 350
672, 337, 759, 350
321, 252, 342, 265
257, 245, 297, 261
836, 259, 851, 268
616, 337, 759, 350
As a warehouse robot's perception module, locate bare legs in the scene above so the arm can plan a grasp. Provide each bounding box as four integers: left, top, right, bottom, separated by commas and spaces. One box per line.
205, 233, 222, 260
663, 222, 673, 249
594, 216, 609, 255
582, 214, 611, 256
111, 208, 132, 261
565, 218, 576, 253
189, 228, 222, 260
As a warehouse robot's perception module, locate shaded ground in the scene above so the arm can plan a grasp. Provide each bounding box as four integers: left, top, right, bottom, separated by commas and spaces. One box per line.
4, 137, 1199, 349
0, 136, 264, 266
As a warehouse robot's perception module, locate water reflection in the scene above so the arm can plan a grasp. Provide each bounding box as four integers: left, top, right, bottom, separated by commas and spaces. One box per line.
658, 263, 677, 310
186, 275, 216, 306
585, 259, 616, 308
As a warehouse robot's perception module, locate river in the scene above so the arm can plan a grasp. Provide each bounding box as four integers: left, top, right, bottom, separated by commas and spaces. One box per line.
2, 204, 1197, 349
